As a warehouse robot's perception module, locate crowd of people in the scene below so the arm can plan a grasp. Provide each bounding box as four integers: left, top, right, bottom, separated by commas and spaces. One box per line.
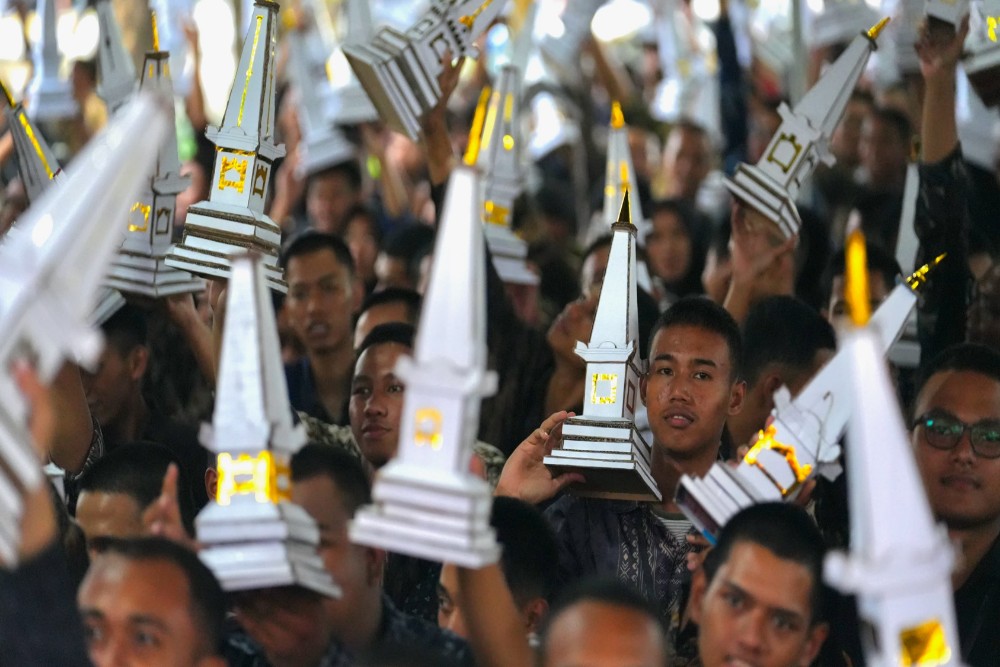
0, 2, 999, 666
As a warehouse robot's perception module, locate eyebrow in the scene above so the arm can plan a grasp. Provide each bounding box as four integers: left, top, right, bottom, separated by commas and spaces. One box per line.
128, 615, 170, 632
80, 609, 104, 622
652, 353, 718, 368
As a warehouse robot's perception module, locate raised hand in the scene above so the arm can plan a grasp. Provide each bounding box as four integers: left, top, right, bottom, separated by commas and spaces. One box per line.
143, 463, 198, 551
494, 411, 586, 504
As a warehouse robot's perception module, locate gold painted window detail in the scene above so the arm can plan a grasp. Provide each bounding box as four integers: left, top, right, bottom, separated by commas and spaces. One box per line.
989, 16, 999, 42
591, 373, 618, 405
128, 202, 152, 232
218, 156, 249, 193
899, 619, 951, 666
483, 200, 510, 226
766, 133, 803, 174
744, 425, 813, 496
216, 451, 290, 506
415, 408, 443, 450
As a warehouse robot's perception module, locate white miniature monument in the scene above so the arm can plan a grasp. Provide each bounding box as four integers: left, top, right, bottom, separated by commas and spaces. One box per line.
676, 233, 945, 541
603, 102, 648, 239
725, 18, 889, 240
349, 163, 501, 568
926, 0, 971, 25
25, 0, 77, 122
343, 0, 509, 141
824, 238, 963, 667
95, 0, 138, 116
537, 0, 603, 78
475, 66, 537, 286
544, 191, 660, 502
165, 0, 287, 292
195, 252, 341, 597
105, 15, 203, 299
324, 0, 379, 125
963, 0, 1000, 108
0, 95, 168, 563
0, 79, 63, 204
808, 0, 880, 48
287, 24, 356, 178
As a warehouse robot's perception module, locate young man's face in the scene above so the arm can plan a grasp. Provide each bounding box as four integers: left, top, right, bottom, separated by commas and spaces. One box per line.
912, 370, 1000, 530
541, 601, 667, 667
349, 342, 408, 468
641, 324, 744, 459
306, 171, 358, 235
285, 249, 356, 356
692, 542, 827, 667
78, 554, 221, 667
826, 269, 890, 339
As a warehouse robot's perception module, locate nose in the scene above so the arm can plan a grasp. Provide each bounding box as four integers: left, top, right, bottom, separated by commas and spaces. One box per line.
446, 608, 468, 640
667, 373, 693, 403
364, 391, 387, 417
735, 608, 767, 655
952, 428, 977, 464
91, 639, 129, 667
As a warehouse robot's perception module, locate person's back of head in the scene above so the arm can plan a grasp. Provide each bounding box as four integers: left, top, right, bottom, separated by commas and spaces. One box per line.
539, 578, 668, 667
742, 296, 836, 390
492, 496, 558, 605
693, 503, 829, 667
82, 536, 226, 665
76, 443, 196, 542
378, 224, 436, 290
290, 443, 372, 517
355, 288, 422, 348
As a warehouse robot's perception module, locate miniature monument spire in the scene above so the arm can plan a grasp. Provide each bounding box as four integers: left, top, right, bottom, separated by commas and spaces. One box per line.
0, 78, 63, 204
196, 252, 341, 597
26, 0, 77, 122
165, 0, 287, 292
544, 191, 660, 502
725, 18, 888, 239
677, 233, 946, 541
95, 0, 138, 115
476, 67, 537, 286
344, 0, 509, 140
603, 102, 646, 236
349, 160, 501, 567
105, 13, 203, 299
0, 94, 168, 563
287, 25, 356, 178
824, 235, 962, 667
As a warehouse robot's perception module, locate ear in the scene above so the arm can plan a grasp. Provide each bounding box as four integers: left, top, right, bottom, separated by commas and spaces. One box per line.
640, 372, 648, 407
798, 622, 829, 667
688, 567, 708, 626
728, 379, 746, 416
761, 374, 783, 411
129, 345, 149, 381
366, 546, 387, 586
522, 598, 549, 635
204, 467, 218, 502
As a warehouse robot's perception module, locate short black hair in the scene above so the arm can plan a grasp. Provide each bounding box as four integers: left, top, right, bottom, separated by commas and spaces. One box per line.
358, 288, 422, 323
356, 322, 415, 358
581, 234, 613, 269
78, 443, 196, 534
703, 503, 827, 625
649, 296, 743, 379
824, 242, 901, 303
280, 230, 356, 275
290, 443, 371, 516
539, 577, 665, 661
381, 224, 436, 287
870, 105, 913, 146
916, 343, 1000, 411
490, 497, 558, 604
741, 297, 836, 388
307, 160, 362, 193
91, 536, 226, 655
102, 303, 148, 353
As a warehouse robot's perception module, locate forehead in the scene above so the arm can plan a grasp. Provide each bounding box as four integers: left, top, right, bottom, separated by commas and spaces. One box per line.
80, 555, 193, 620
651, 209, 684, 233
650, 324, 731, 366
354, 342, 410, 377
544, 601, 665, 667
714, 541, 814, 618
287, 249, 350, 281
916, 370, 1000, 422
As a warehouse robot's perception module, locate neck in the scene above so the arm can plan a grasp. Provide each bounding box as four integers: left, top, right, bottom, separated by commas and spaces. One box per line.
649, 441, 718, 513
949, 518, 1000, 590
308, 345, 354, 420
105, 397, 149, 447
339, 591, 384, 653
545, 362, 585, 415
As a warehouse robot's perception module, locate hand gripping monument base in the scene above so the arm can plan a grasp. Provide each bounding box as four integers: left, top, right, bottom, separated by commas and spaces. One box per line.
349, 165, 501, 568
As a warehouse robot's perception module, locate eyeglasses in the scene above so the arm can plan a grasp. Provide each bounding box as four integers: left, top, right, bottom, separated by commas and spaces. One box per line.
912, 412, 1000, 459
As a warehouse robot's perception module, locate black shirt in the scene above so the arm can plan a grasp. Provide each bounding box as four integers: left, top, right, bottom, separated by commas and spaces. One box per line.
955, 533, 1000, 666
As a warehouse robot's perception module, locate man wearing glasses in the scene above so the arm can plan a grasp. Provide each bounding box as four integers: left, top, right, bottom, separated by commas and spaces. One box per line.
911, 343, 1000, 667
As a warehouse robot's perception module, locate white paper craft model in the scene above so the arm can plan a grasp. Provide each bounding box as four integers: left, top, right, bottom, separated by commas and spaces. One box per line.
0, 79, 63, 205
25, 0, 77, 122
165, 0, 288, 292
725, 18, 888, 240
287, 23, 356, 178
824, 236, 963, 667
926, 0, 971, 25
537, 0, 603, 77
343, 0, 509, 141
195, 252, 341, 597
963, 0, 1000, 108
95, 0, 138, 116
676, 233, 946, 541
0, 94, 167, 563
325, 0, 380, 126
474, 66, 537, 286
807, 0, 880, 48
544, 191, 661, 502
105, 14, 203, 299
349, 162, 501, 568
